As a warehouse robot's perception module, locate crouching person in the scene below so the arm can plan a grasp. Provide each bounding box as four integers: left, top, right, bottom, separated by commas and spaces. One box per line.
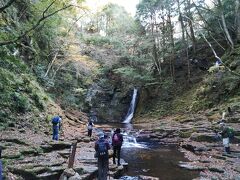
52, 115, 62, 141
95, 132, 110, 180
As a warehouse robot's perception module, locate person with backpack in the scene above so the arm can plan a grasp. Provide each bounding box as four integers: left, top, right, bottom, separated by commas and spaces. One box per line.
112, 128, 123, 166
220, 121, 234, 154
95, 131, 110, 180
87, 120, 94, 137
52, 115, 62, 141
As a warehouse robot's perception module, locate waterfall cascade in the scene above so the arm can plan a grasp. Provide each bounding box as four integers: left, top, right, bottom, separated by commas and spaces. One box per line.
123, 88, 138, 123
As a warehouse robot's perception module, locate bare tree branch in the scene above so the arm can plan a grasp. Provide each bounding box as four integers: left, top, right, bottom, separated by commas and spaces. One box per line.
209, 33, 225, 50
201, 33, 240, 77
43, 0, 57, 17
217, 0, 234, 49
0, 2, 73, 46
183, 15, 240, 77
0, 0, 16, 13
44, 11, 87, 77
44, 51, 58, 77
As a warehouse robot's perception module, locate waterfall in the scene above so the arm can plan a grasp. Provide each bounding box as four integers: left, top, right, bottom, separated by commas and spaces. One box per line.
123, 88, 138, 123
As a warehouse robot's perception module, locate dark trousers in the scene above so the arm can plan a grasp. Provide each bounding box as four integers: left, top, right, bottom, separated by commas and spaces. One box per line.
52, 125, 59, 140
225, 147, 230, 154
88, 129, 92, 137
113, 145, 121, 165
97, 156, 108, 180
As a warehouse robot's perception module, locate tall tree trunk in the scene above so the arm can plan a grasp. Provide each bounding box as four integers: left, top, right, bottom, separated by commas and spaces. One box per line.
168, 10, 175, 81
151, 14, 154, 35
186, 29, 190, 83
187, 0, 196, 56
177, 0, 191, 82
153, 43, 161, 75
177, 0, 186, 44
235, 0, 240, 43
217, 0, 234, 49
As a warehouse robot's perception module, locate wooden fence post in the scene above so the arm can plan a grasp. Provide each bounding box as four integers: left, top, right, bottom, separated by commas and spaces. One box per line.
68, 141, 77, 168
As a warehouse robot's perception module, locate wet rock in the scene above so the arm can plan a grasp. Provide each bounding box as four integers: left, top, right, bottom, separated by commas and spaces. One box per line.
19, 129, 26, 133
82, 137, 91, 143
59, 174, 68, 180
194, 146, 211, 152
2, 150, 22, 159
5, 172, 23, 180
208, 166, 224, 173
50, 141, 72, 150
2, 138, 28, 145
8, 165, 46, 179
41, 141, 72, 152
233, 136, 240, 143
222, 153, 238, 158
49, 164, 66, 173
76, 137, 83, 142
113, 166, 125, 178
227, 116, 240, 123
190, 133, 218, 143
82, 165, 98, 174
233, 130, 240, 136
58, 149, 71, 158
235, 166, 240, 173
181, 143, 195, 152
199, 159, 211, 163
68, 173, 81, 180
40, 144, 53, 152
212, 154, 226, 160
20, 148, 38, 155
63, 168, 75, 177
178, 162, 206, 171
151, 138, 159, 142
36, 171, 60, 180
149, 134, 158, 138
138, 175, 159, 180
179, 131, 192, 138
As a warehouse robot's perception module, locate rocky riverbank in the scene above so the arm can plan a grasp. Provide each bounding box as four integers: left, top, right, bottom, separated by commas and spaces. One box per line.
1, 108, 240, 180
0, 110, 127, 180
134, 109, 240, 179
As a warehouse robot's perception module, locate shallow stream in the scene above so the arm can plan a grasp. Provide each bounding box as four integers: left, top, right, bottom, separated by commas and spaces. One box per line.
95, 123, 199, 179
121, 142, 199, 180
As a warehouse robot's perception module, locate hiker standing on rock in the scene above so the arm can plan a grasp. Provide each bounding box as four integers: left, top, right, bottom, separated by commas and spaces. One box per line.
87, 120, 94, 137
95, 132, 110, 180
112, 128, 123, 166
52, 115, 62, 141
220, 121, 234, 154
218, 112, 234, 154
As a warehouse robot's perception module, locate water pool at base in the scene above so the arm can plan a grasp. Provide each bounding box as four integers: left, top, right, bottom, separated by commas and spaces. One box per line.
121, 144, 199, 180
94, 123, 199, 180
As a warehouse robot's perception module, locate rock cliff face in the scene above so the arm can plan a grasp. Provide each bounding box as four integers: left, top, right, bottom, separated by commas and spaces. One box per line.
86, 81, 133, 122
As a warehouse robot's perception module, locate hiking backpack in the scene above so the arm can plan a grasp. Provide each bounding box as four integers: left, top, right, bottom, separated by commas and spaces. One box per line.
87, 124, 93, 130
227, 127, 234, 139
97, 140, 107, 157
113, 134, 120, 144
52, 116, 60, 125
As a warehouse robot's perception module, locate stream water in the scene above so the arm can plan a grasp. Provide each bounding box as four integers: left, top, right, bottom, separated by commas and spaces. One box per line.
95, 123, 199, 180
121, 143, 199, 180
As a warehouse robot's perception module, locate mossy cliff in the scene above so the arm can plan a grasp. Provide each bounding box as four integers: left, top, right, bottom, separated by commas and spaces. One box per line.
0, 48, 62, 131
135, 47, 240, 121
